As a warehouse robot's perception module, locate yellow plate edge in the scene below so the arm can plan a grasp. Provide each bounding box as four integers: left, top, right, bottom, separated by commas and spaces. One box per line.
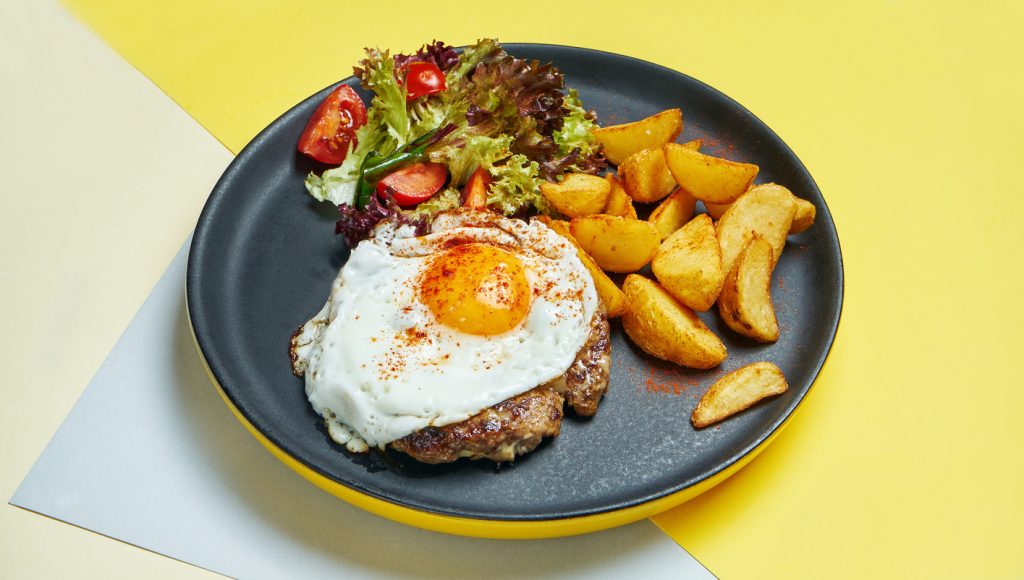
186, 296, 810, 540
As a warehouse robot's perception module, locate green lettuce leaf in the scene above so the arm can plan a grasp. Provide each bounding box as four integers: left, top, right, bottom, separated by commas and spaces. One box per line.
354, 48, 411, 145
456, 54, 605, 180
446, 38, 504, 85
429, 134, 514, 187
409, 97, 448, 137
554, 89, 599, 157
412, 187, 462, 215
486, 154, 550, 216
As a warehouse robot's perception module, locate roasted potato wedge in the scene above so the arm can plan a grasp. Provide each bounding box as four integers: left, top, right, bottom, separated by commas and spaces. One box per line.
603, 174, 638, 219
578, 252, 628, 318
717, 183, 796, 274
621, 275, 727, 369
648, 188, 697, 240
704, 201, 731, 220
593, 109, 682, 165
663, 143, 758, 204
790, 197, 816, 233
691, 362, 788, 428
709, 194, 814, 233
620, 147, 677, 203
570, 215, 661, 273
533, 214, 560, 231
539, 173, 611, 218
718, 236, 779, 341
534, 216, 627, 317
651, 214, 725, 312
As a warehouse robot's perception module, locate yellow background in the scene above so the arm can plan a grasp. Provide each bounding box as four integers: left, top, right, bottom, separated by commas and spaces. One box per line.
12, 0, 1024, 577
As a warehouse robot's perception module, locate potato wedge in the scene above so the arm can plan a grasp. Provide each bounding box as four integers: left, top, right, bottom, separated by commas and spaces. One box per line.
691, 362, 788, 428
621, 275, 727, 369
534, 216, 627, 317
620, 147, 677, 203
717, 183, 796, 274
648, 188, 697, 240
570, 215, 661, 273
710, 194, 814, 233
718, 236, 779, 341
539, 173, 611, 218
593, 109, 682, 165
790, 197, 816, 233
681, 138, 703, 151
651, 214, 725, 312
663, 143, 758, 204
704, 201, 731, 220
603, 174, 638, 219
532, 214, 559, 230
579, 252, 628, 318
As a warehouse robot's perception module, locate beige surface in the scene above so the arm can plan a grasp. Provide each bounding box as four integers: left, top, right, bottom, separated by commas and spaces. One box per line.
0, 1, 230, 577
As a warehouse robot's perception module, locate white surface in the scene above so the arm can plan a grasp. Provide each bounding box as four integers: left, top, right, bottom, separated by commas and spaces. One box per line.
12, 238, 713, 579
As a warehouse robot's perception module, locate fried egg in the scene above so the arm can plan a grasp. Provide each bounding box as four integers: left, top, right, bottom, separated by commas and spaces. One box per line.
290, 209, 600, 452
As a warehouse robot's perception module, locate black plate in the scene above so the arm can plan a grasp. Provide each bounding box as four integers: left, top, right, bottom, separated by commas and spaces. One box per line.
187, 44, 843, 522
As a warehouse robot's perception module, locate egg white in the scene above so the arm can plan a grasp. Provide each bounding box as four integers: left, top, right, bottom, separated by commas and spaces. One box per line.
291, 210, 600, 452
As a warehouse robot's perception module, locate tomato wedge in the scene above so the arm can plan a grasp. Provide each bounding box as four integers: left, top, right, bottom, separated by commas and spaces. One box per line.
297, 85, 367, 165
462, 167, 492, 209
404, 62, 447, 101
376, 162, 448, 207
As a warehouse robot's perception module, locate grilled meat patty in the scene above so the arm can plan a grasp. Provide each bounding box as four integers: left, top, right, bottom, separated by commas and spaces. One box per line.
390, 386, 565, 463
550, 310, 611, 417
293, 309, 611, 464
390, 312, 611, 464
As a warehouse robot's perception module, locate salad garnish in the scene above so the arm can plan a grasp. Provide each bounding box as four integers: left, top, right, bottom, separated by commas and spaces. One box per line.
298, 39, 606, 244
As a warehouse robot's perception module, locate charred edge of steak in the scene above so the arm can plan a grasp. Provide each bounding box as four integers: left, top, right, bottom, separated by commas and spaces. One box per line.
389, 386, 565, 464
557, 312, 612, 416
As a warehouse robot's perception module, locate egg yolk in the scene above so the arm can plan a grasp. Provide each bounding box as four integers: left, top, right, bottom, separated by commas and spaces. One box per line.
420, 243, 531, 335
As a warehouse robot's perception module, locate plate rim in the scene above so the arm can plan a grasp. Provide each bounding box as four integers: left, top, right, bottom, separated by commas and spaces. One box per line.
186, 42, 845, 533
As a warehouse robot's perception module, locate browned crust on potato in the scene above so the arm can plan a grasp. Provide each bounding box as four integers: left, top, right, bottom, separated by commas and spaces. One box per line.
621, 274, 727, 369
718, 236, 779, 342
691, 362, 788, 428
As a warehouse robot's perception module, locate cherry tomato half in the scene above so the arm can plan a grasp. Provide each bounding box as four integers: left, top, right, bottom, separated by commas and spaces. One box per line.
297, 85, 367, 165
376, 162, 448, 207
404, 62, 447, 101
